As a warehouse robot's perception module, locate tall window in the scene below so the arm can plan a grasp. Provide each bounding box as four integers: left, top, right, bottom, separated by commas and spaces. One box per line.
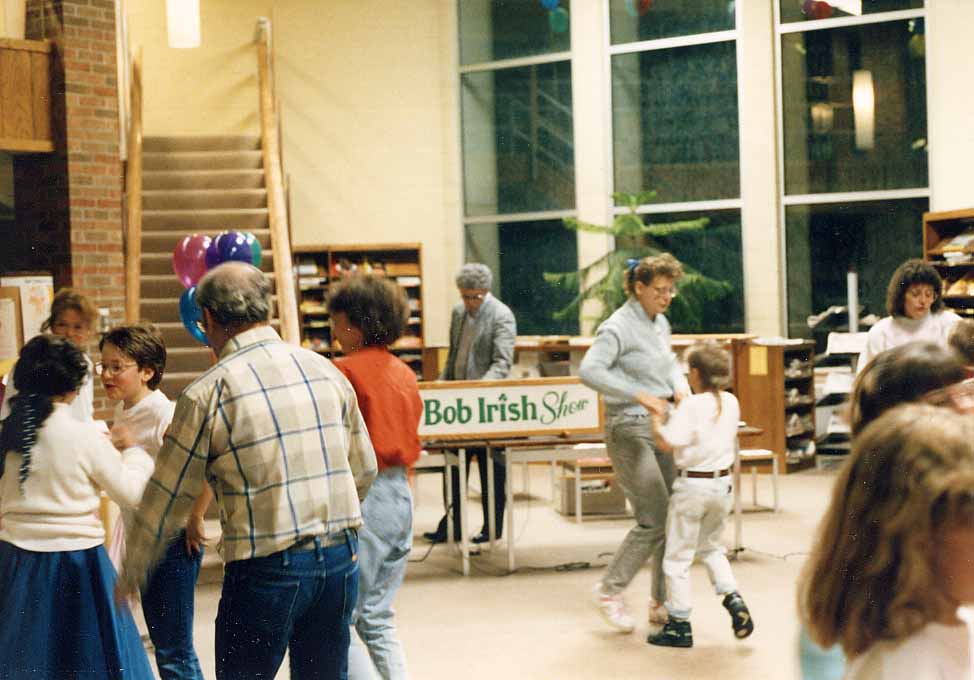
609, 0, 745, 332
778, 3, 928, 337
459, 1, 578, 334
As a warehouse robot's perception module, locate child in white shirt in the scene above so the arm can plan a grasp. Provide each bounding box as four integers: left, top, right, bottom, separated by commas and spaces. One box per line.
648, 342, 754, 648
800, 403, 974, 680
100, 323, 210, 680
0, 334, 154, 679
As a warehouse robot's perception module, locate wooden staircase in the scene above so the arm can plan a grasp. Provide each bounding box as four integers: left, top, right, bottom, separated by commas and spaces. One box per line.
138, 134, 282, 400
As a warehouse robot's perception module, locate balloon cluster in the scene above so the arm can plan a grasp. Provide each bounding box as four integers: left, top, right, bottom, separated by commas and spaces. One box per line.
539, 0, 569, 33
801, 0, 833, 20
172, 231, 263, 345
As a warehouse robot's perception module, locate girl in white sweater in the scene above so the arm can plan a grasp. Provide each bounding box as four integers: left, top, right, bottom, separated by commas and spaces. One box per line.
0, 334, 155, 680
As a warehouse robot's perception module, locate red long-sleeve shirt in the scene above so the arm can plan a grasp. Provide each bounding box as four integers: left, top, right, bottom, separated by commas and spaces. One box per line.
335, 346, 422, 470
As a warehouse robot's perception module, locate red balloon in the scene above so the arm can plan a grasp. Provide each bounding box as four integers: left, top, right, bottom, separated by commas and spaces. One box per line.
173, 234, 212, 289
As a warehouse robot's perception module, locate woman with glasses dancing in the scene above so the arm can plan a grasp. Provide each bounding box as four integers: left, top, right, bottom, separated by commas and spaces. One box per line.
579, 252, 688, 634
857, 259, 960, 374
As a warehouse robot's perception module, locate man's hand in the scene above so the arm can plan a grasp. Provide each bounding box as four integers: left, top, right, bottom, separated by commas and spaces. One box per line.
185, 513, 207, 556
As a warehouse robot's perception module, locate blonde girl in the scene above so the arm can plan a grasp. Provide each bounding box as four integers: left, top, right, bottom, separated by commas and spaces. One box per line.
1, 288, 99, 422
800, 403, 974, 679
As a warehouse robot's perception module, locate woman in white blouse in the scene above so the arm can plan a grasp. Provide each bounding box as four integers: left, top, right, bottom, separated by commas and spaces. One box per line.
858, 259, 960, 373
0, 335, 154, 679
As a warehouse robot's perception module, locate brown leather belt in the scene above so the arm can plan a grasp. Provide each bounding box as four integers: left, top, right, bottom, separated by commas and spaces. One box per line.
682, 469, 730, 478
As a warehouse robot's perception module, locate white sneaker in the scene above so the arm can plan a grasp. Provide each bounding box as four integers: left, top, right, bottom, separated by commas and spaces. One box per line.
592, 583, 635, 633
647, 598, 669, 625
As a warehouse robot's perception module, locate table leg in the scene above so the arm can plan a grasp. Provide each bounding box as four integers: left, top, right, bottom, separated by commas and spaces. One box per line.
459, 448, 469, 576
506, 450, 515, 573
732, 446, 742, 559
575, 464, 582, 524
487, 447, 496, 551
445, 456, 454, 549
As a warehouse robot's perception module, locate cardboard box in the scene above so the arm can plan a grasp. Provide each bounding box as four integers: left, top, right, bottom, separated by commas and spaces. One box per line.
555, 461, 627, 516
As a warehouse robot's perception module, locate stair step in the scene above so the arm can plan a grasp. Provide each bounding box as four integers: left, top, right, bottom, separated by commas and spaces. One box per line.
151, 320, 280, 348
141, 296, 278, 324
165, 346, 216, 374
141, 273, 277, 299
143, 170, 265, 191
142, 189, 267, 211
143, 151, 263, 172
142, 228, 271, 254
143, 135, 261, 153
142, 209, 269, 232
140, 251, 275, 275
159, 372, 201, 401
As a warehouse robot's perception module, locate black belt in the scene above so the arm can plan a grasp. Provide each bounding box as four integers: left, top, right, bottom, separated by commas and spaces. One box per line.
291, 532, 350, 551
681, 468, 730, 478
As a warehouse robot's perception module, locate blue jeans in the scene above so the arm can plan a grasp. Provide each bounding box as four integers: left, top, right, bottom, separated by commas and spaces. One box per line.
215, 531, 359, 680
348, 467, 412, 680
140, 530, 204, 680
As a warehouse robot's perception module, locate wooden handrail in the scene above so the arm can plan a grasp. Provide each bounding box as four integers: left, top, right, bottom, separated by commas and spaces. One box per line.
124, 47, 143, 323
255, 19, 299, 345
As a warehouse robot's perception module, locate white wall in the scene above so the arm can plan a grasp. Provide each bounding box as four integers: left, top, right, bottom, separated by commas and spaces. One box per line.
926, 0, 974, 212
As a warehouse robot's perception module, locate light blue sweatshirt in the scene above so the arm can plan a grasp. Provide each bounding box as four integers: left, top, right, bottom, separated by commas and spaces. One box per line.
579, 299, 689, 417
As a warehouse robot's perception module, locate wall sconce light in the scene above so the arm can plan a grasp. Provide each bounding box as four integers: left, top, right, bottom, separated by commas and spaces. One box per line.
166, 0, 200, 49
852, 69, 874, 150
810, 102, 834, 135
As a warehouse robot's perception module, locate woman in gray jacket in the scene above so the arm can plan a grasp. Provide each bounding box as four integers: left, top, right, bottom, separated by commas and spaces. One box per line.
579, 253, 688, 634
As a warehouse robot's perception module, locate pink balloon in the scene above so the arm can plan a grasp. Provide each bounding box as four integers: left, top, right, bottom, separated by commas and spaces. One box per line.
173, 234, 212, 289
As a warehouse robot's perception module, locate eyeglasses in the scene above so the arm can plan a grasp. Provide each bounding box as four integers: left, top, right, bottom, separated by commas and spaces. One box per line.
461, 293, 486, 302
650, 286, 677, 298
95, 361, 138, 377
924, 380, 974, 410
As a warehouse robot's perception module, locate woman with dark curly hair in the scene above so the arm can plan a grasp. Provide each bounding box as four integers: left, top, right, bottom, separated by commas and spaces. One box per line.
0, 335, 154, 679
858, 259, 960, 373
327, 274, 422, 680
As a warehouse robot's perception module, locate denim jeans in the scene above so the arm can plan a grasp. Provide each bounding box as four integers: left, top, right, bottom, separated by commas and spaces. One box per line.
600, 414, 675, 602
662, 477, 737, 620
348, 467, 412, 680
140, 530, 204, 680
215, 531, 359, 680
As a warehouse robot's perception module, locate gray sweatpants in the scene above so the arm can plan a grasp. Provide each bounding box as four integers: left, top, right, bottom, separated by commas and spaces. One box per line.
600, 413, 676, 603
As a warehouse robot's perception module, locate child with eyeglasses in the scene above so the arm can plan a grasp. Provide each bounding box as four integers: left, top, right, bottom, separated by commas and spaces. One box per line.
99, 323, 210, 680
1, 288, 99, 423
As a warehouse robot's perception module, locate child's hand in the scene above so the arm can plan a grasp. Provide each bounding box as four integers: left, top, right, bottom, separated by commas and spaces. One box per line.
185, 513, 208, 556
110, 423, 135, 451
637, 392, 669, 416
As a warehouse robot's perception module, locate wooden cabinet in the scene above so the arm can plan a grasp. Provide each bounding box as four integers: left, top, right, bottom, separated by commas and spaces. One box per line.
0, 38, 53, 153
735, 340, 817, 473
293, 243, 425, 379
923, 208, 974, 318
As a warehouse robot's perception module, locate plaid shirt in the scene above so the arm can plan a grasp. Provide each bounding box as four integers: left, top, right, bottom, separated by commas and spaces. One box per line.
119, 326, 377, 592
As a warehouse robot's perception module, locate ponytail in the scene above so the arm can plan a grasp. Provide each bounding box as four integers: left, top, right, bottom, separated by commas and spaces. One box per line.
0, 393, 54, 489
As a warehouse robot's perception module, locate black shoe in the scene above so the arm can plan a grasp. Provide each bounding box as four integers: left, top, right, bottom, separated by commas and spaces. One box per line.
471, 530, 501, 544
647, 618, 693, 648
422, 530, 446, 544
722, 592, 754, 639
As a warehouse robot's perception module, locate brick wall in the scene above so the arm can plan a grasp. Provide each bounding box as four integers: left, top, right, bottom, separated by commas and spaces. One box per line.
11, 0, 124, 419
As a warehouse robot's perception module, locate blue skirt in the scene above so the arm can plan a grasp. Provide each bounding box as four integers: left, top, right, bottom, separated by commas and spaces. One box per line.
0, 540, 154, 680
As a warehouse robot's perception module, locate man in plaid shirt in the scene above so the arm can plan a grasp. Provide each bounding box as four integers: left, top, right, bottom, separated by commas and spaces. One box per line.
119, 261, 377, 679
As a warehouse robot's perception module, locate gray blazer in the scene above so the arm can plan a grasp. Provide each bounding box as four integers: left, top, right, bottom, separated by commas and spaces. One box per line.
440, 293, 517, 381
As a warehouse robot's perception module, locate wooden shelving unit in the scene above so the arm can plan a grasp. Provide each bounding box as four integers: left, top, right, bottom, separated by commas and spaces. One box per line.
293, 243, 425, 379
923, 208, 974, 317
735, 340, 817, 474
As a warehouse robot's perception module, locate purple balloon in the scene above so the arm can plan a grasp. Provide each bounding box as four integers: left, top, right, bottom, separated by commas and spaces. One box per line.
205, 230, 257, 270
173, 234, 212, 289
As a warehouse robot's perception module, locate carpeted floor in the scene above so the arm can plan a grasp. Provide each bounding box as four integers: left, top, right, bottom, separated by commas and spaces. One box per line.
146, 463, 839, 679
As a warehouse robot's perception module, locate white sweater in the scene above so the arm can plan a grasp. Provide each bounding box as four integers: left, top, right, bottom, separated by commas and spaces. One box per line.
0, 403, 154, 551
858, 311, 961, 374
845, 617, 974, 680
